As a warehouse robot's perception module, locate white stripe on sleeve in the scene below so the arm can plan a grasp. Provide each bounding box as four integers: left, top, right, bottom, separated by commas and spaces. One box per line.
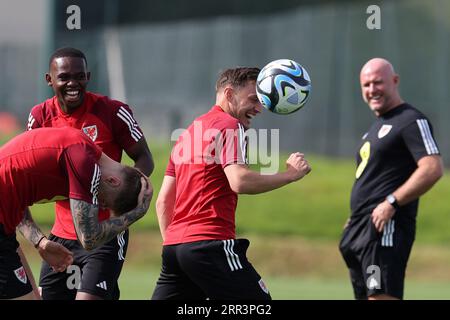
417, 119, 439, 155
117, 106, 143, 142
90, 164, 101, 205
27, 113, 36, 131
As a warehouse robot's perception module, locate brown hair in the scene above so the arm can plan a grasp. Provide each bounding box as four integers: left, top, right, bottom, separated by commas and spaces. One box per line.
215, 67, 261, 92
112, 166, 142, 215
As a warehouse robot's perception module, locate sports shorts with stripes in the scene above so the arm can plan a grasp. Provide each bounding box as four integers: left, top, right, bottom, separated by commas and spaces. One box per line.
39, 230, 129, 300
339, 213, 415, 299
151, 238, 271, 300
0, 224, 33, 299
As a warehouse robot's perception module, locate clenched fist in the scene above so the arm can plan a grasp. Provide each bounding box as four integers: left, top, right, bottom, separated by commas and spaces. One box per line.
286, 152, 311, 181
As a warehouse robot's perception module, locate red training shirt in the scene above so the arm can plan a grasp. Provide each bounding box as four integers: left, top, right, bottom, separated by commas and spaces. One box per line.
163, 105, 247, 245
0, 127, 102, 235
27, 92, 143, 239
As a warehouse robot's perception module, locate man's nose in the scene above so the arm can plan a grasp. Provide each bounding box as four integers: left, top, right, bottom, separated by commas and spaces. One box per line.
67, 78, 78, 86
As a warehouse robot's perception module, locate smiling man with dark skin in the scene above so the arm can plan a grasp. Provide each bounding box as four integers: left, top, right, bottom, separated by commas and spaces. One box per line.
23, 47, 154, 300
47, 53, 89, 113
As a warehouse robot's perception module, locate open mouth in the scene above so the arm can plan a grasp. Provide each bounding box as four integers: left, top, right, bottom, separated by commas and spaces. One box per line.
369, 95, 382, 103
64, 89, 81, 102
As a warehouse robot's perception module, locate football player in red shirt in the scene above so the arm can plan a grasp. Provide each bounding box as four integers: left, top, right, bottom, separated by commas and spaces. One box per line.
0, 127, 152, 300
151, 67, 311, 300
23, 47, 153, 300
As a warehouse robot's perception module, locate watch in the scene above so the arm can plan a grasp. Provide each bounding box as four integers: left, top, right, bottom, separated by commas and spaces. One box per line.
386, 194, 400, 210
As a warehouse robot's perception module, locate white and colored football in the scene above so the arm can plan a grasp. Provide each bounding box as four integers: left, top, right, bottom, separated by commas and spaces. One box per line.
256, 59, 311, 115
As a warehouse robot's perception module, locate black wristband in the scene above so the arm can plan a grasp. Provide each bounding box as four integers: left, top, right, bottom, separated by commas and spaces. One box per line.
34, 235, 46, 249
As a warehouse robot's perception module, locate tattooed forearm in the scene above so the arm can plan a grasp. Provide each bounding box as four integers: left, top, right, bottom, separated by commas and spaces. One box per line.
17, 208, 46, 248
70, 199, 101, 250
70, 199, 146, 251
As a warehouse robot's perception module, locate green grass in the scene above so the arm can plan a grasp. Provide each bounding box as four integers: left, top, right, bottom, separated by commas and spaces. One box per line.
114, 269, 450, 300
26, 261, 355, 300
116, 267, 356, 300
27, 141, 450, 244
10, 136, 450, 300
25, 261, 450, 300
85, 267, 450, 300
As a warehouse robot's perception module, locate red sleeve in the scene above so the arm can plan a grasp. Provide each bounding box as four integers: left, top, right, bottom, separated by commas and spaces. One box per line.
165, 155, 175, 177
219, 121, 247, 168
61, 142, 102, 205
27, 105, 43, 131
113, 104, 144, 150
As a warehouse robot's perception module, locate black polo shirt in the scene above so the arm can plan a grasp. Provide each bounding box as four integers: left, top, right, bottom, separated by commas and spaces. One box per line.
350, 103, 440, 218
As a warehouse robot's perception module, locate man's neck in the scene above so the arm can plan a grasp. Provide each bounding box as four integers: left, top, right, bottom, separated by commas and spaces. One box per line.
377, 98, 404, 117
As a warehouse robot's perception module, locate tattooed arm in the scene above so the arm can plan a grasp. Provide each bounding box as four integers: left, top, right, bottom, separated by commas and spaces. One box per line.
17, 208, 48, 296
17, 207, 73, 272
17, 207, 46, 248
70, 177, 153, 251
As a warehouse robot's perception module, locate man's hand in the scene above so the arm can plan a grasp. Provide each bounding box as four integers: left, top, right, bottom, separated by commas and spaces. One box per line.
37, 238, 74, 272
286, 152, 311, 181
135, 177, 153, 219
371, 201, 396, 232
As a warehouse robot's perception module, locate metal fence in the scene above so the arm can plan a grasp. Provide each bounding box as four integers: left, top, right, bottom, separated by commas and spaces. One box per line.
1, 0, 449, 164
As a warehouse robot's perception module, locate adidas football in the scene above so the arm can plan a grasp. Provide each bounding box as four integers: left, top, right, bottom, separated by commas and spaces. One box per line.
256, 59, 311, 115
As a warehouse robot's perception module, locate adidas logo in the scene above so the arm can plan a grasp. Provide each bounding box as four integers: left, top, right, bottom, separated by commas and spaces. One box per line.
96, 281, 107, 290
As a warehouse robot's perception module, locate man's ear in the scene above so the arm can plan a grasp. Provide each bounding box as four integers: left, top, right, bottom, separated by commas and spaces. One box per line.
105, 175, 121, 187
224, 87, 235, 103
393, 74, 400, 85
45, 73, 52, 87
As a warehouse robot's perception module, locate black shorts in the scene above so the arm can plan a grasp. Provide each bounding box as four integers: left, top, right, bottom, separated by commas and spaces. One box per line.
0, 224, 33, 299
151, 238, 271, 300
39, 230, 129, 300
339, 213, 415, 299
